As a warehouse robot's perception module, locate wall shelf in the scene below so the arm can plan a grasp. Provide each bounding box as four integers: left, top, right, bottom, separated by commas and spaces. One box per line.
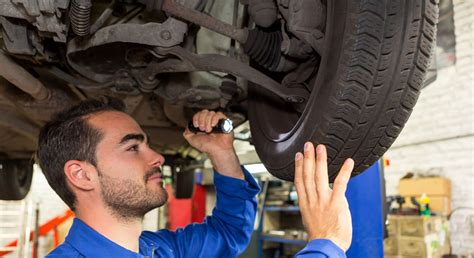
263, 206, 300, 212
261, 235, 307, 245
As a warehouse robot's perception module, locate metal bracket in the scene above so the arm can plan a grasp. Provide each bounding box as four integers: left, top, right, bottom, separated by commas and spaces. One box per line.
143, 46, 307, 103
66, 12, 189, 82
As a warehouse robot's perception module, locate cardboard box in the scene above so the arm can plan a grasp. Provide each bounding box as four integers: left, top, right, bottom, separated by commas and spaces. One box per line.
397, 216, 437, 237
404, 196, 452, 216
399, 237, 427, 257
387, 216, 399, 236
384, 237, 399, 255
399, 177, 451, 197
384, 215, 449, 258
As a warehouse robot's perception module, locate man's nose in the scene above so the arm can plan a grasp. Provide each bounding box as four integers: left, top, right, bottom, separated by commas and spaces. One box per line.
149, 149, 165, 167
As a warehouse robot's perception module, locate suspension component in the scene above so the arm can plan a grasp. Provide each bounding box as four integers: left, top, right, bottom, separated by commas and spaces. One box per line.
243, 28, 281, 71
219, 75, 239, 108
70, 0, 92, 36
248, 0, 278, 28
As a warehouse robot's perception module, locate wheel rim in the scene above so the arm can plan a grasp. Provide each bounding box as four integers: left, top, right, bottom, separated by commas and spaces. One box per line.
249, 3, 330, 143
248, 0, 346, 176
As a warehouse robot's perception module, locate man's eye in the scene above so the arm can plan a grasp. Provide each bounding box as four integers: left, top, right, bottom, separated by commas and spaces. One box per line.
128, 145, 139, 152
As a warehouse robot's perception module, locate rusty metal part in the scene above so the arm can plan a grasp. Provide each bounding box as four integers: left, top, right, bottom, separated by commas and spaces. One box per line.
161, 0, 296, 72
281, 37, 314, 59
163, 102, 188, 127
0, 0, 69, 42
248, 0, 277, 28
14, 88, 77, 122
175, 85, 221, 109
66, 19, 188, 83
161, 0, 249, 43
219, 75, 238, 108
279, 0, 326, 53
0, 110, 40, 144
153, 72, 192, 101
155, 79, 221, 109
67, 18, 188, 53
90, 0, 116, 34
0, 17, 35, 55
47, 66, 115, 90
0, 51, 50, 101
144, 46, 307, 103
0, 77, 77, 122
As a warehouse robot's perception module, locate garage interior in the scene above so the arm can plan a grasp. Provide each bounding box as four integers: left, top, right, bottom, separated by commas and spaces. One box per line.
0, 0, 473, 257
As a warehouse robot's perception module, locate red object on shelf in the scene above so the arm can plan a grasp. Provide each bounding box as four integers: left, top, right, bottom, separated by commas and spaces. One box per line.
191, 185, 206, 223
0, 209, 74, 256
166, 184, 207, 231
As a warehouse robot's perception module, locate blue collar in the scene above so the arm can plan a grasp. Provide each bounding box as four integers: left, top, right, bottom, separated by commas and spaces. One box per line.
65, 218, 154, 258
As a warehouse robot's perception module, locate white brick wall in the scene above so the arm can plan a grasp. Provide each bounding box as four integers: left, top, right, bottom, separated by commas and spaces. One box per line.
0, 166, 69, 257
384, 0, 474, 254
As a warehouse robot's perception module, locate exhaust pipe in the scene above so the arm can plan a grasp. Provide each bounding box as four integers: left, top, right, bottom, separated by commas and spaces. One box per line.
0, 51, 50, 101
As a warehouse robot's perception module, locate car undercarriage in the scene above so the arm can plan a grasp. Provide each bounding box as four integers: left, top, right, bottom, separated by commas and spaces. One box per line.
0, 0, 439, 199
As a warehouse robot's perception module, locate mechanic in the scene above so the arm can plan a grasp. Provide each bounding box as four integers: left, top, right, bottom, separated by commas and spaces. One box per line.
36, 98, 354, 257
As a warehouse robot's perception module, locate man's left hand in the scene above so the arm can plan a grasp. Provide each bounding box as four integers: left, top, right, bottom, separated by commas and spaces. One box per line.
183, 110, 234, 155
183, 110, 243, 180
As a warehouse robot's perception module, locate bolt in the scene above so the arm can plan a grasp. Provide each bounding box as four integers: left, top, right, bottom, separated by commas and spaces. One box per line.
160, 30, 172, 40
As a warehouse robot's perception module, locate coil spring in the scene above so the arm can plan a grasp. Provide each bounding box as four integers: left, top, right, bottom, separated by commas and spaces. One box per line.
70, 0, 92, 36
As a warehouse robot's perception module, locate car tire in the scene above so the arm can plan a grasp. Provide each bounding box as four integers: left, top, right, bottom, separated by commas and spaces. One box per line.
248, 0, 438, 181
0, 159, 34, 200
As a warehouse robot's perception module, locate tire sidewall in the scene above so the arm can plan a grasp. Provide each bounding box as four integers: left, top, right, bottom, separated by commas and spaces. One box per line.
248, 0, 348, 181
0, 159, 34, 200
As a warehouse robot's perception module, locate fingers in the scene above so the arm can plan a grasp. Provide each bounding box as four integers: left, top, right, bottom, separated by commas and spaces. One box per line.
192, 109, 204, 128
211, 112, 225, 127
195, 109, 209, 132
315, 144, 330, 199
205, 111, 215, 132
192, 110, 227, 133
294, 152, 307, 206
332, 158, 354, 200
302, 142, 317, 203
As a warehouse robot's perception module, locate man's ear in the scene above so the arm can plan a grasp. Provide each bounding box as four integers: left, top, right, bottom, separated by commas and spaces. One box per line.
64, 160, 98, 191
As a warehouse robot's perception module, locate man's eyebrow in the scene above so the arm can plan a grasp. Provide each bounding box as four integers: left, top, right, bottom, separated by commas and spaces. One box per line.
118, 133, 146, 145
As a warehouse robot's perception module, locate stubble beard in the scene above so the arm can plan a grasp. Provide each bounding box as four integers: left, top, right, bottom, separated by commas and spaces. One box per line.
98, 167, 168, 221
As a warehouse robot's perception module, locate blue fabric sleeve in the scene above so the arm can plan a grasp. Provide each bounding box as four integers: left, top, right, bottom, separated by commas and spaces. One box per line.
295, 239, 346, 258
145, 166, 260, 258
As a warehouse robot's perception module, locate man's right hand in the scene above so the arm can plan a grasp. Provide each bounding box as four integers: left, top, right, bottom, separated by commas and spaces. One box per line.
294, 142, 354, 251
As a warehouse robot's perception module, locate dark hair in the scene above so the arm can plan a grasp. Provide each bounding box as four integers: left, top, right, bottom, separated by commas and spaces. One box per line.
36, 97, 125, 211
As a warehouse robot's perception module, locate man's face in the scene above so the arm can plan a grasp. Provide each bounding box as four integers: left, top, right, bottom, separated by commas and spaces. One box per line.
88, 111, 168, 220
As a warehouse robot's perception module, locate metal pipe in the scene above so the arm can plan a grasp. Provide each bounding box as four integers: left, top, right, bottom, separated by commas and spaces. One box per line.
0, 51, 50, 101
161, 0, 249, 43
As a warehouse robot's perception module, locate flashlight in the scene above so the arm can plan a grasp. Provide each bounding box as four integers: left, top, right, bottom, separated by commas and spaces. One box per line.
187, 118, 233, 134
